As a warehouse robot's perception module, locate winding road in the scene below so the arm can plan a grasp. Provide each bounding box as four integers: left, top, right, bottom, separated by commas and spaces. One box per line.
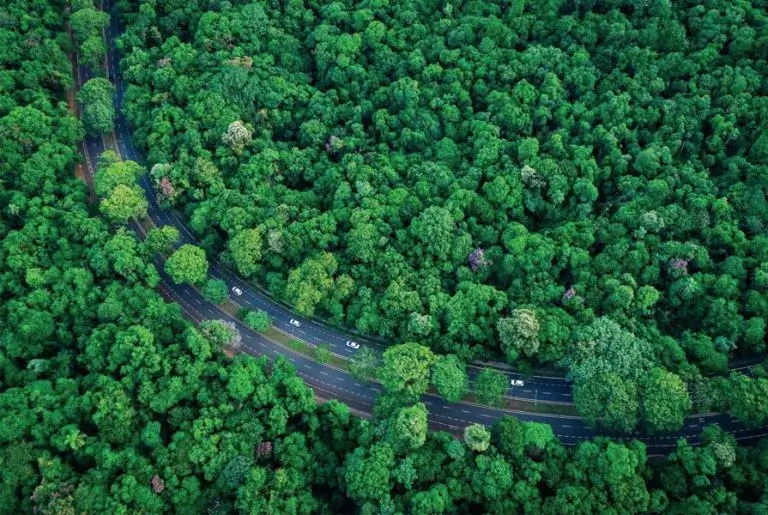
70, 0, 768, 455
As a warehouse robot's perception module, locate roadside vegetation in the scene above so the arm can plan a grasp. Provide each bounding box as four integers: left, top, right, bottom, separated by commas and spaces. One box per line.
114, 0, 768, 433
3, 0, 768, 513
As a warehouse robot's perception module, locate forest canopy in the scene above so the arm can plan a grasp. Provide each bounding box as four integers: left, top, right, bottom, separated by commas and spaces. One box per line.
4, 0, 768, 512
116, 0, 768, 385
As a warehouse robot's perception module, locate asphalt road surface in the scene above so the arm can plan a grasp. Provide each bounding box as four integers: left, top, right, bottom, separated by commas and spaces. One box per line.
70, 0, 768, 455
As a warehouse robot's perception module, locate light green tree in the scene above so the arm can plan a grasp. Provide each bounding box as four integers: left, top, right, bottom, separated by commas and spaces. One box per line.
464, 424, 491, 452
165, 244, 209, 285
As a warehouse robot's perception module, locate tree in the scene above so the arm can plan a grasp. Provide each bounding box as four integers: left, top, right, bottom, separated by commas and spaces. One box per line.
727, 374, 768, 427
314, 343, 331, 364
199, 319, 241, 350
497, 309, 540, 362
474, 368, 508, 406
349, 346, 378, 383
143, 226, 179, 255
70, 2, 109, 43
93, 155, 143, 197
93, 155, 147, 223
493, 417, 556, 459
640, 368, 692, 433
203, 278, 229, 304
564, 317, 652, 384
229, 227, 263, 277
386, 403, 428, 453
379, 343, 435, 399
221, 120, 252, 154
76, 78, 115, 136
80, 35, 107, 69
99, 183, 148, 223
464, 424, 491, 452
574, 372, 639, 433
343, 443, 395, 504
164, 244, 209, 284
283, 253, 349, 317
243, 310, 271, 332
410, 206, 456, 260
431, 355, 469, 403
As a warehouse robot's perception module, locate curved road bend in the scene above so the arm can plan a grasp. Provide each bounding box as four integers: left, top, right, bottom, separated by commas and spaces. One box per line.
100, 4, 762, 406
73, 0, 768, 455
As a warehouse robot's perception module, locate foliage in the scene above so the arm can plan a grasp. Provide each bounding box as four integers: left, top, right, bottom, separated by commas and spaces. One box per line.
640, 368, 693, 434
497, 309, 540, 362
203, 278, 228, 304
474, 368, 508, 407
431, 355, 469, 403
243, 309, 271, 333
4, 1, 768, 513
164, 244, 209, 285
76, 78, 115, 136
116, 0, 768, 381
573, 372, 639, 433
314, 343, 331, 364
464, 424, 491, 453
378, 343, 435, 401
348, 346, 378, 383
70, 0, 109, 68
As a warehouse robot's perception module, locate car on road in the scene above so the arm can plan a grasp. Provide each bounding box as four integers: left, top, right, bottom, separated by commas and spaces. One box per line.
346, 340, 360, 350
231, 286, 243, 296
289, 319, 301, 328
510, 379, 525, 387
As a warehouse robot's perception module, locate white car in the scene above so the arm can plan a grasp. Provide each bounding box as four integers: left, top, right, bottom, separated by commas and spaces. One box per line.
289, 319, 301, 328
346, 340, 360, 350
231, 286, 243, 296
510, 379, 525, 387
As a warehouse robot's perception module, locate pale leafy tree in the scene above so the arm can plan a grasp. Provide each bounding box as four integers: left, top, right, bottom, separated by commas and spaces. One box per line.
408, 312, 435, 337
267, 229, 285, 253
222, 120, 252, 154
200, 319, 241, 350
464, 424, 491, 452
497, 309, 540, 362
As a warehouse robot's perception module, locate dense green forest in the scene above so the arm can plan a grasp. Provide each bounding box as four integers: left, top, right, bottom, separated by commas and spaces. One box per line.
112, 0, 768, 433
117, 0, 768, 373
4, 0, 768, 512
